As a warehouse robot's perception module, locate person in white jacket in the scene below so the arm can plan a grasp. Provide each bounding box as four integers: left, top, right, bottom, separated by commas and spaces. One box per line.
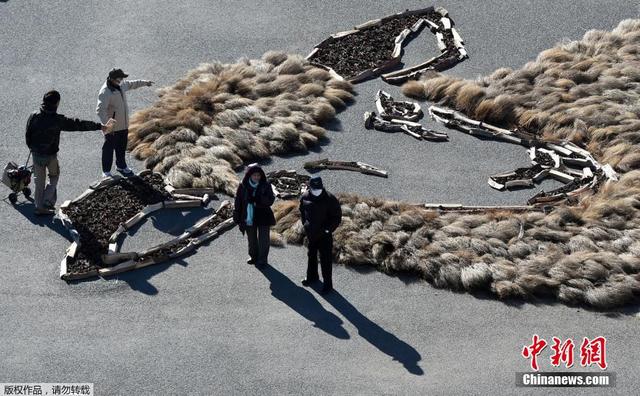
96, 68, 153, 177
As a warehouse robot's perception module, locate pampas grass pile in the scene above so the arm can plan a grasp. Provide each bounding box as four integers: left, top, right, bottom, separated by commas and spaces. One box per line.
402, 19, 640, 172
128, 52, 354, 195
272, 172, 640, 308
271, 20, 640, 309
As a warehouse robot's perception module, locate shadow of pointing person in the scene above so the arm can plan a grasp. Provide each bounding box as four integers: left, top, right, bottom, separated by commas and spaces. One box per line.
257, 264, 349, 340
321, 290, 424, 376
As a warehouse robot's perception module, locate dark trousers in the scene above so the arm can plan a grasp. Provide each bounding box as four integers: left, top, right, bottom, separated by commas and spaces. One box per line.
247, 225, 270, 265
102, 129, 128, 172
307, 234, 333, 288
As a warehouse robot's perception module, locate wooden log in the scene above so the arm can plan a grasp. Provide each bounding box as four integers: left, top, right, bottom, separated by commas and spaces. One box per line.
109, 224, 127, 244
305, 48, 319, 61
354, 18, 381, 30
548, 169, 576, 183
169, 187, 218, 196
163, 199, 204, 209
505, 179, 535, 189
71, 188, 95, 204
89, 175, 122, 190
331, 29, 359, 39
411, 18, 426, 32
98, 260, 138, 277
101, 252, 138, 266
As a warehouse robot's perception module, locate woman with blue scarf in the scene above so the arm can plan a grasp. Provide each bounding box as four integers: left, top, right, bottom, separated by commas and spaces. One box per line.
233, 164, 276, 267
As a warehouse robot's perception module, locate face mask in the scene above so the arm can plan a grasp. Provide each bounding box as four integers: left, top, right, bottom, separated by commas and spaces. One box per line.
310, 188, 323, 196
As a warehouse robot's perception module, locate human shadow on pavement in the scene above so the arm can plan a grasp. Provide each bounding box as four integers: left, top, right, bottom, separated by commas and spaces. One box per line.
11, 200, 73, 241
257, 264, 350, 340
320, 290, 424, 376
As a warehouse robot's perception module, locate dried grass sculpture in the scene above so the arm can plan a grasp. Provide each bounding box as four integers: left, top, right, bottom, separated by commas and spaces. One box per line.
272, 20, 640, 309
128, 52, 354, 195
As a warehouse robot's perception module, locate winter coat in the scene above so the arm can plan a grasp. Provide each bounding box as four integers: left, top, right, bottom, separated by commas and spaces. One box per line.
233, 165, 276, 231
96, 79, 150, 131
299, 189, 342, 242
25, 107, 102, 155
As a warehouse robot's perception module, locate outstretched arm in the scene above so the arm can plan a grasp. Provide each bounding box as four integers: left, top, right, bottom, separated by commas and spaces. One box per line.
120, 79, 154, 91
59, 115, 103, 131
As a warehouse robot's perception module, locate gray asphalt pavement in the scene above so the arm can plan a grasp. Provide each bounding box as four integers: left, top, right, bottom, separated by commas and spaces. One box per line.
1, 1, 638, 395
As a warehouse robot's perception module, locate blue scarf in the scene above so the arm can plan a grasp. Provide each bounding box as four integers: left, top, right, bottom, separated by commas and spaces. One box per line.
246, 180, 258, 226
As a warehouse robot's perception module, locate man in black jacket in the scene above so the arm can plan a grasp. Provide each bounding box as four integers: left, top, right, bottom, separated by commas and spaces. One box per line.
299, 176, 342, 294
233, 164, 276, 267
25, 90, 113, 215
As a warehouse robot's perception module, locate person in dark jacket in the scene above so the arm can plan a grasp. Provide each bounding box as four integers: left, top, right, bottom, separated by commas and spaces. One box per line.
25, 90, 113, 215
299, 176, 342, 294
233, 164, 276, 267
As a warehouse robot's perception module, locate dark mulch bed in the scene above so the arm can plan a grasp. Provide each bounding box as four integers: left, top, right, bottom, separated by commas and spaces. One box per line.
63, 174, 171, 274
309, 9, 452, 80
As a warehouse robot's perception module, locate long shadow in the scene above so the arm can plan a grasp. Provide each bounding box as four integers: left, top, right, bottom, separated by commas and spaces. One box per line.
257, 264, 349, 339
320, 290, 424, 375
10, 199, 73, 241
110, 258, 190, 295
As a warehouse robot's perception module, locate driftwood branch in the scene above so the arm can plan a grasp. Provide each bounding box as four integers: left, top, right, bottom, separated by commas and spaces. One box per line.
304, 158, 388, 178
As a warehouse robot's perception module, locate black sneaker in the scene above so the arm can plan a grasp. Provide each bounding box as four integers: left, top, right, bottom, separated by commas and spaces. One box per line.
247, 258, 256, 265
301, 278, 318, 287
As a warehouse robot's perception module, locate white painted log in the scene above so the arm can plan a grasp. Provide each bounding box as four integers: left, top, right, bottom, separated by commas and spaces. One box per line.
533, 169, 550, 183
548, 169, 576, 183
411, 18, 425, 32
354, 18, 381, 30
391, 43, 403, 59
451, 28, 464, 45
331, 29, 359, 39
435, 6, 449, 17
436, 32, 447, 51
601, 164, 618, 181
440, 17, 451, 30
305, 47, 320, 60
71, 188, 95, 203
488, 178, 506, 191
98, 260, 137, 277
109, 225, 126, 243
108, 242, 118, 254
425, 19, 439, 32
395, 28, 412, 44
59, 255, 69, 279
123, 211, 147, 230
582, 167, 594, 179
457, 48, 468, 59
546, 143, 573, 156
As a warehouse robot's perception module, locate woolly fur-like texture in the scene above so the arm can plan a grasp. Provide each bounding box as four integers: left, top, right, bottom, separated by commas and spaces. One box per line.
402, 19, 640, 172
128, 52, 354, 195
272, 177, 640, 309
272, 21, 640, 309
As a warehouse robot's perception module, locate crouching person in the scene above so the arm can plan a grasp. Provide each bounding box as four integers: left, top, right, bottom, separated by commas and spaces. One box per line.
233, 164, 276, 267
25, 90, 113, 215
300, 176, 342, 294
